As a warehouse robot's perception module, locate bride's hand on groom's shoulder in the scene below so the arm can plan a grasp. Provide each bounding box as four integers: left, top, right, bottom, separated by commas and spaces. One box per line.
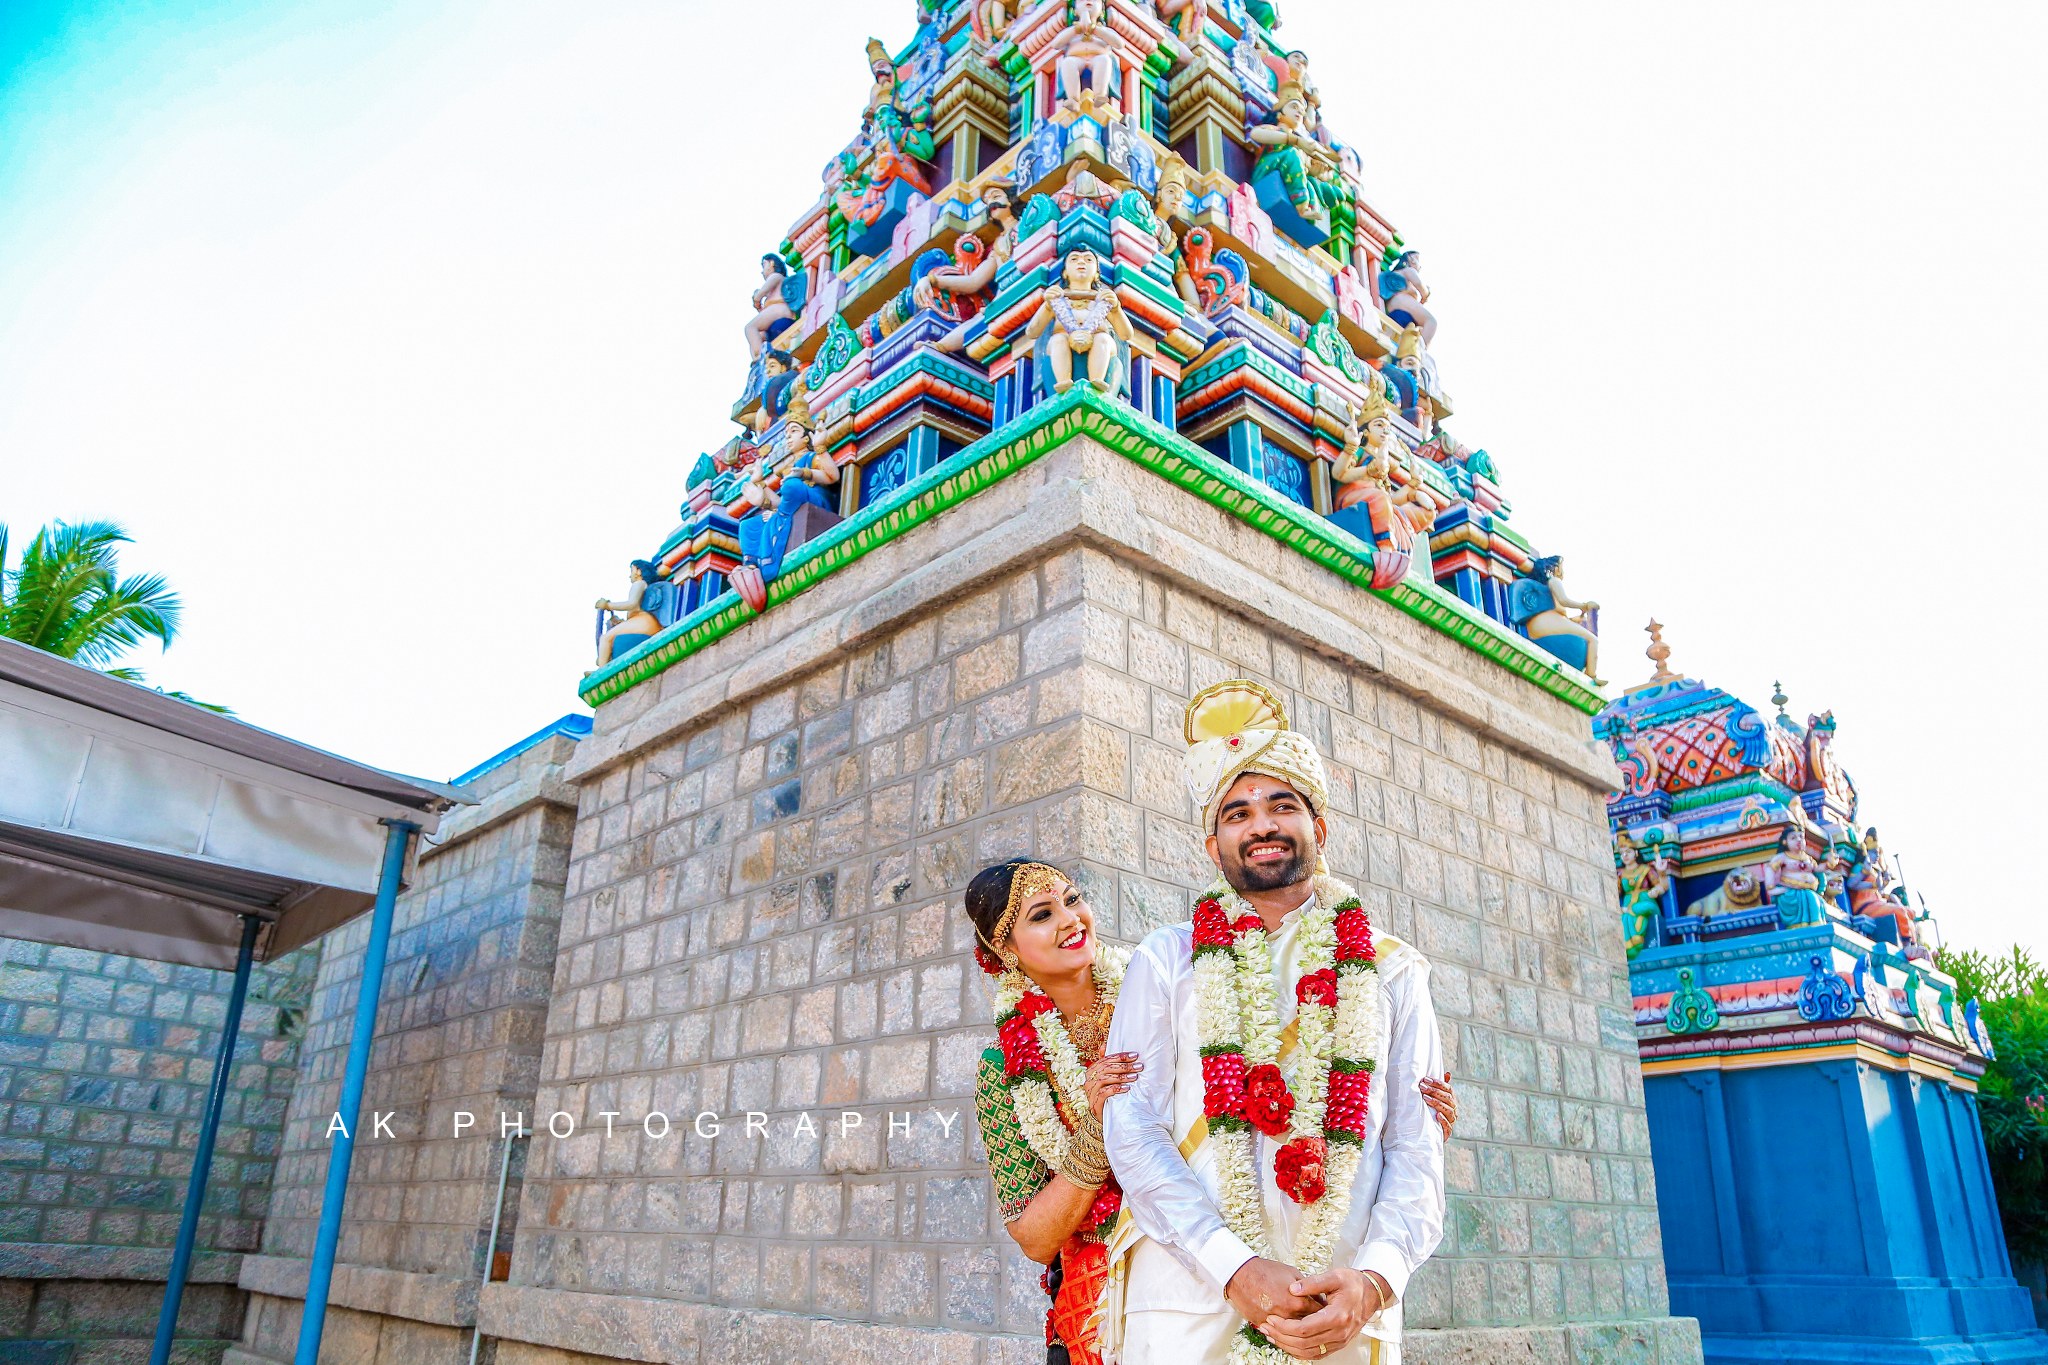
1082, 1052, 1142, 1119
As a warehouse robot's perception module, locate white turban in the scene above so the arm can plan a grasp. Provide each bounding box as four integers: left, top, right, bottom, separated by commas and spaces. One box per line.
1182, 680, 1330, 832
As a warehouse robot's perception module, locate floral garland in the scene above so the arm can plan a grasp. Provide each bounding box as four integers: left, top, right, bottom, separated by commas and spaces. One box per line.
1192, 875, 1382, 1363
993, 944, 1131, 1233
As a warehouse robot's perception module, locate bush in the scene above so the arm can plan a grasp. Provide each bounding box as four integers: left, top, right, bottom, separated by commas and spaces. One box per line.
1939, 945, 2048, 1263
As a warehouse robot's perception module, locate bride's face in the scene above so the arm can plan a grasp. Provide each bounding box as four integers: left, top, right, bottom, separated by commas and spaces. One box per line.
1010, 875, 1097, 981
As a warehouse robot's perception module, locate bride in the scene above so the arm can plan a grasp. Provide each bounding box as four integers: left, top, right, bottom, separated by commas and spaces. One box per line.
966, 859, 1457, 1365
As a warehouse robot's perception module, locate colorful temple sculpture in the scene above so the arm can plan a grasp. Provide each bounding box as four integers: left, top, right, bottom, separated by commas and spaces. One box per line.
582, 0, 1605, 695
1596, 624, 2048, 1365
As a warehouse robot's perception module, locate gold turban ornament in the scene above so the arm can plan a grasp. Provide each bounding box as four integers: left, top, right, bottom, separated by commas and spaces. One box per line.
1182, 680, 1330, 835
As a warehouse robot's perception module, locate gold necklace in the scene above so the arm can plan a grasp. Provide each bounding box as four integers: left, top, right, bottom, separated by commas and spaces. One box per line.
1062, 989, 1113, 1063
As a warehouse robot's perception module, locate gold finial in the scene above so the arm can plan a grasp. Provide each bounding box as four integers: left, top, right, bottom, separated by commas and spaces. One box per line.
1644, 619, 1678, 684
1771, 681, 1789, 717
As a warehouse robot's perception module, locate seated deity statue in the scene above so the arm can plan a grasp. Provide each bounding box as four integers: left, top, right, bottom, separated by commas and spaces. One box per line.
1766, 826, 1830, 927
1051, 0, 1118, 110
1508, 554, 1602, 684
1022, 247, 1133, 396
1327, 385, 1434, 589
1379, 249, 1438, 346
593, 559, 665, 669
731, 423, 843, 612
1248, 81, 1343, 237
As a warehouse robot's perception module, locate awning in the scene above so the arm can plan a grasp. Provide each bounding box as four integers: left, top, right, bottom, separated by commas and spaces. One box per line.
0, 637, 467, 968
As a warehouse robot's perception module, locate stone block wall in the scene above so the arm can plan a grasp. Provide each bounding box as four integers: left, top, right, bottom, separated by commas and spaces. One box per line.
228, 725, 581, 1365
465, 435, 1699, 1364
0, 935, 318, 1363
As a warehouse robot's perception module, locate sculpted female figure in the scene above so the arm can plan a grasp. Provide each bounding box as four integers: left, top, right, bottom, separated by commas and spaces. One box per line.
592, 559, 663, 668
967, 859, 1458, 1365
1329, 386, 1434, 588
1615, 836, 1670, 959
1023, 248, 1134, 395
1766, 826, 1829, 928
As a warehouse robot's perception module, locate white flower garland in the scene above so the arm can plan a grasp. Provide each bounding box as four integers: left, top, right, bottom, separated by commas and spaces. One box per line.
993, 945, 1130, 1174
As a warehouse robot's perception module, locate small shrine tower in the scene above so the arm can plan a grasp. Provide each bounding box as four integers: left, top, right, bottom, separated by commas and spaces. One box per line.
1595, 626, 2047, 1364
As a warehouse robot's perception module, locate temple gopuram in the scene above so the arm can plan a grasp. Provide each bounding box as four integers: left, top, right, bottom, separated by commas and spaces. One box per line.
1595, 626, 2048, 1364
583, 0, 1604, 700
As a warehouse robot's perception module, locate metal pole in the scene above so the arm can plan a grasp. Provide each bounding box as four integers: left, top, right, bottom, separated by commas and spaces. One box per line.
148, 912, 261, 1365
294, 818, 416, 1365
468, 1126, 526, 1365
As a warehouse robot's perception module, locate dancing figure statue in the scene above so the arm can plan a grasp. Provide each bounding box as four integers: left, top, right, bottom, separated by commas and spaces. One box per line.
1508, 555, 1601, 683
1023, 248, 1133, 396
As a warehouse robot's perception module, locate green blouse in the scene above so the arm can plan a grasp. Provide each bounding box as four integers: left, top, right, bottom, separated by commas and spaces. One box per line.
976, 1045, 1051, 1223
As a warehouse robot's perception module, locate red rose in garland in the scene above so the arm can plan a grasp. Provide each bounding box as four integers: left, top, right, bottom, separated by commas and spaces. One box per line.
1334, 904, 1376, 963
1296, 967, 1338, 1008
1274, 1136, 1328, 1204
1326, 1067, 1372, 1140
1192, 898, 1231, 949
1231, 912, 1264, 938
1085, 1178, 1123, 1229
999, 1013, 1049, 1078
1014, 990, 1058, 1022
1242, 1062, 1296, 1136
1200, 1052, 1247, 1120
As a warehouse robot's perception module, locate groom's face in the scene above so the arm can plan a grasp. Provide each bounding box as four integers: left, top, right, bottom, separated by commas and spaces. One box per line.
1207, 774, 1324, 893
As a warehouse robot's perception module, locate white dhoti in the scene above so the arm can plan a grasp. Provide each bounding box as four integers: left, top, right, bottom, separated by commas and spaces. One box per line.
1122, 1308, 1394, 1364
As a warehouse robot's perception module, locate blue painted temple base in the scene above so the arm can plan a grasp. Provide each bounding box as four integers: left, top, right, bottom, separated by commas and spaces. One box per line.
1600, 666, 2048, 1365
1648, 1057, 2048, 1364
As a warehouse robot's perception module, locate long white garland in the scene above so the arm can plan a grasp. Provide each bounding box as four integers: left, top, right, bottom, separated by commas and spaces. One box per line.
993, 945, 1130, 1173
1200, 876, 1386, 1365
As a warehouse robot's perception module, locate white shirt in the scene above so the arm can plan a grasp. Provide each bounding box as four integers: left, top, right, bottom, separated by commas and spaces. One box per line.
1103, 895, 1446, 1316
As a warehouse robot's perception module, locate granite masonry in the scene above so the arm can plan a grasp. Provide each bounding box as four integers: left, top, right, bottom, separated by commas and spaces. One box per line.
225, 725, 581, 1365
0, 935, 318, 1363
438, 435, 1697, 1365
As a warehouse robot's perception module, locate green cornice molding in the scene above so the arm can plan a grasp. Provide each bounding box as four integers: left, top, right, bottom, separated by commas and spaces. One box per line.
578, 387, 1604, 714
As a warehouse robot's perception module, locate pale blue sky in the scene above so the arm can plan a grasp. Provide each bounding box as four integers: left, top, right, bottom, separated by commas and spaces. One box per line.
3, 2, 2044, 952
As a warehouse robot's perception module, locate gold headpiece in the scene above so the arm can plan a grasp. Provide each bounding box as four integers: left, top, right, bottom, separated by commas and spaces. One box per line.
1156, 157, 1194, 196
985, 862, 1069, 958
866, 37, 893, 71
1182, 680, 1330, 832
1354, 379, 1392, 428
1275, 79, 1307, 110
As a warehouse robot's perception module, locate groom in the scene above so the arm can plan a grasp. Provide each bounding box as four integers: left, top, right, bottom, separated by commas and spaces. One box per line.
1101, 681, 1445, 1363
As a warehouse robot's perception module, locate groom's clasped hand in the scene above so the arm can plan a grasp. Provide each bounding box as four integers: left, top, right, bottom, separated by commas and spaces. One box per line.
1231, 1260, 1387, 1360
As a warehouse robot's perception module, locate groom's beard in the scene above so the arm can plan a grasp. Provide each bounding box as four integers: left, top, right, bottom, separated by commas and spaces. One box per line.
1220, 834, 1313, 893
